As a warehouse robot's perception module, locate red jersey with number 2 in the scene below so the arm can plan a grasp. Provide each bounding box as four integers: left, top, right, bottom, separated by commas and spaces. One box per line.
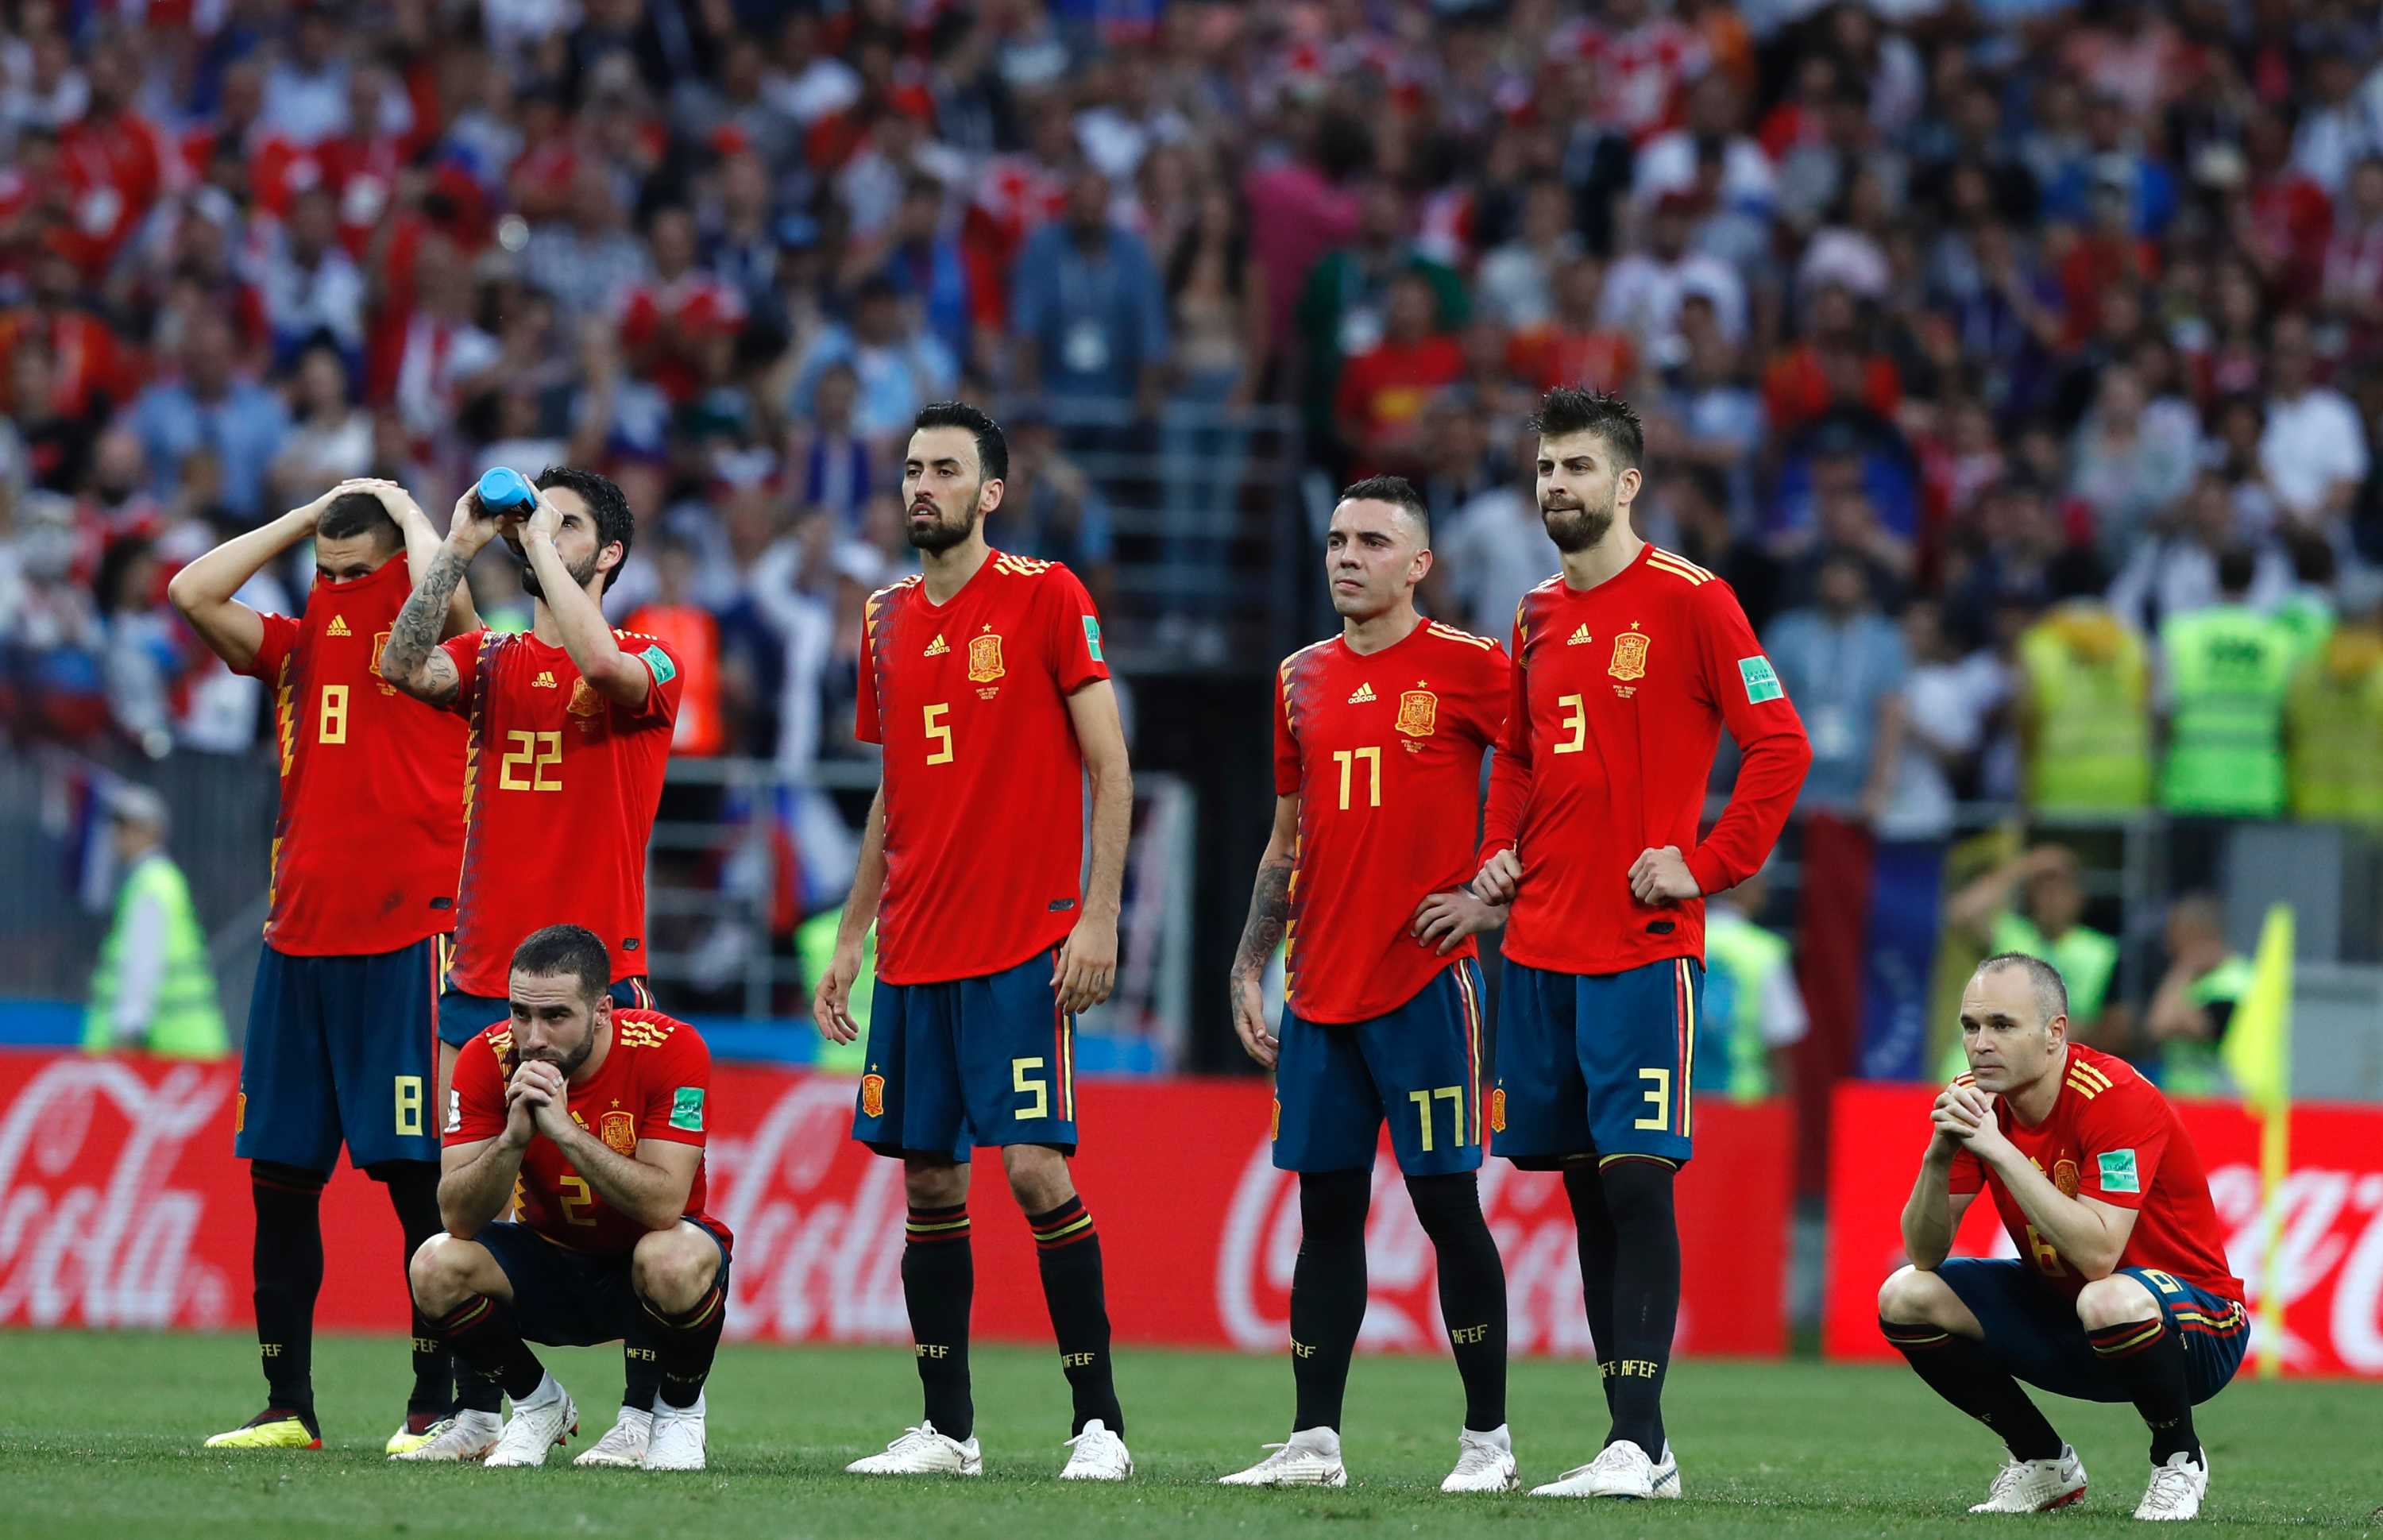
1949, 1044, 2243, 1303
1273, 620, 1508, 1022
855, 551, 1109, 985
444, 1008, 728, 1256
436, 627, 683, 997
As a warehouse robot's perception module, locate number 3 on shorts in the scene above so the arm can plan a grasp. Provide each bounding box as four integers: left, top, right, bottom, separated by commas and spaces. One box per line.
1632, 1068, 1670, 1131
1012, 1056, 1049, 1120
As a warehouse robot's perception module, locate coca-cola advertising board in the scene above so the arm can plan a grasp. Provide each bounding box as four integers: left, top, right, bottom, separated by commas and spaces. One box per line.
1821, 1082, 2383, 1378
0, 1049, 1791, 1356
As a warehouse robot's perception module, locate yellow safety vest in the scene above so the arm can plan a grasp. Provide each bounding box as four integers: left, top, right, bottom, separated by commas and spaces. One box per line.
2020, 607, 2151, 814
2288, 623, 2383, 826
83, 853, 228, 1059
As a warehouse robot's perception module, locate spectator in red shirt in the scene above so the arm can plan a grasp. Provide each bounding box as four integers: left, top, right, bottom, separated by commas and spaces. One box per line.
1335, 272, 1464, 477
620, 205, 747, 406
1509, 256, 1639, 397
1764, 286, 1901, 441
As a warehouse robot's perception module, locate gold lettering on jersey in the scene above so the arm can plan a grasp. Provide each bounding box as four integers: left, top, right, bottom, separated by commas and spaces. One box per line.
924, 633, 949, 658
861, 1072, 886, 1118
568, 677, 603, 716
1609, 626, 1650, 681
601, 1110, 638, 1155
1566, 623, 1593, 646
1395, 689, 1439, 738
532, 670, 558, 688
326, 614, 351, 637
2053, 1158, 2080, 1198
370, 629, 395, 693
967, 630, 1006, 683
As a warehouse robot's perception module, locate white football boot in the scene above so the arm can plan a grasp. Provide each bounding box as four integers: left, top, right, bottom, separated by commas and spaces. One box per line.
2134, 1450, 2207, 1521
642, 1395, 707, 1472
482, 1377, 579, 1468
1058, 1418, 1133, 1480
1441, 1425, 1520, 1492
387, 1409, 501, 1462
1218, 1426, 1348, 1487
1531, 1438, 1659, 1498
1969, 1444, 2089, 1513
845, 1421, 983, 1476
1651, 1441, 1682, 1498
573, 1406, 653, 1468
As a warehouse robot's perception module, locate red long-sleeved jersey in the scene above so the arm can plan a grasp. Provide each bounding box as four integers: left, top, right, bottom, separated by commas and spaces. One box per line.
1479, 544, 1811, 976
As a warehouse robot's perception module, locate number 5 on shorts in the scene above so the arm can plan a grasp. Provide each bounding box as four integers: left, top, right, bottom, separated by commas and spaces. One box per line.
1012, 1056, 1049, 1120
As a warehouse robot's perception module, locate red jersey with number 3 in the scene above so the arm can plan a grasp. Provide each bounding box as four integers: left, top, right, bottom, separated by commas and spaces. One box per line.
1949, 1044, 2243, 1303
234, 554, 465, 956
437, 627, 683, 996
444, 1009, 729, 1256
855, 551, 1109, 985
1273, 620, 1508, 1022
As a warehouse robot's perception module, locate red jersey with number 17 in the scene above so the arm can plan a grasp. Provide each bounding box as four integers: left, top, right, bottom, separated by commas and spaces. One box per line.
1949, 1044, 2243, 1303
1274, 619, 1508, 1022
435, 627, 684, 997
234, 554, 465, 956
856, 550, 1109, 985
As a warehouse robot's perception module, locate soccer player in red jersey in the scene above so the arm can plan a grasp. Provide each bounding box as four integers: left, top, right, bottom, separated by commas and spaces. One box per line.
813, 402, 1137, 1481
381, 466, 684, 1461
1470, 388, 1811, 1499
1219, 476, 1516, 1492
169, 478, 473, 1454
1883, 953, 2246, 1522
411, 925, 731, 1472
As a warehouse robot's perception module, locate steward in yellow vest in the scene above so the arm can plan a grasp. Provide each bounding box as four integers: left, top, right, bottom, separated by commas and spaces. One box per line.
83, 786, 227, 1060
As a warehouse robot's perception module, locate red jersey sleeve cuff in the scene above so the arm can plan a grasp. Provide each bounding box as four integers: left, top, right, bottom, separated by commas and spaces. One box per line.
1686, 846, 1732, 898
636, 1124, 707, 1148
1475, 838, 1514, 867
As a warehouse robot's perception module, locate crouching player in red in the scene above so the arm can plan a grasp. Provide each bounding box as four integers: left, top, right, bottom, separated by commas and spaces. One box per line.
1883, 952, 2246, 1522
409, 925, 731, 1471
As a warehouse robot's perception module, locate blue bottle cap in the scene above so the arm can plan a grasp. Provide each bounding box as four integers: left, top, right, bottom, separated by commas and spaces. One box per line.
475, 465, 535, 511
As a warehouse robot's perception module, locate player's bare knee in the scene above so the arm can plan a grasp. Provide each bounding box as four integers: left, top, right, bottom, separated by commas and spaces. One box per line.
2076, 1272, 2157, 1330
408, 1233, 469, 1309
902, 1156, 967, 1210
631, 1227, 720, 1312
1879, 1264, 1951, 1324
1001, 1142, 1074, 1212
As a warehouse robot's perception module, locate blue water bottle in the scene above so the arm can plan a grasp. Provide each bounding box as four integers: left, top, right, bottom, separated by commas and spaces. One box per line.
473, 465, 535, 519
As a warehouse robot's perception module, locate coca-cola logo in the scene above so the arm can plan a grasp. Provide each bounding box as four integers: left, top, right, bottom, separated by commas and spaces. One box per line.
2208, 1163, 2383, 1373
0, 1057, 231, 1330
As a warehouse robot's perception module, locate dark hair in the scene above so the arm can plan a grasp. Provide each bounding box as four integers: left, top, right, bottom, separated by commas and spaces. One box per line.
1976, 951, 2070, 1025
2215, 544, 2257, 596
912, 400, 1008, 483
1337, 473, 1431, 542
511, 924, 612, 1005
1527, 387, 1644, 469
535, 465, 635, 592
317, 490, 400, 553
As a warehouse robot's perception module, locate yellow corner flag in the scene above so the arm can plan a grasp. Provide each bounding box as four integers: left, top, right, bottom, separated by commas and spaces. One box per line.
2223, 904, 2293, 1377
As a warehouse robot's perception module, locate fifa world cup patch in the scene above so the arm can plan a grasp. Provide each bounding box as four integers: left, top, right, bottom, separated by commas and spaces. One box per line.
861, 1073, 886, 1118
600, 1110, 638, 1155
1490, 1087, 1507, 1133
1737, 655, 1784, 703
669, 1086, 705, 1132
640, 644, 678, 684
1082, 615, 1103, 663
967, 629, 1006, 683
2097, 1148, 2139, 1194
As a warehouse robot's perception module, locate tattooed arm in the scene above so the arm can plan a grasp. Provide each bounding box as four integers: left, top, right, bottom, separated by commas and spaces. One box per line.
381, 491, 499, 706
1228, 793, 1300, 1067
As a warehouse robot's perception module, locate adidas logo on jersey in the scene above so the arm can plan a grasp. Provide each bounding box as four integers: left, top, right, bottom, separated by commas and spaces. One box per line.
532, 670, 558, 688
924, 633, 949, 657
326, 616, 351, 637
1347, 682, 1377, 704
1567, 624, 1593, 646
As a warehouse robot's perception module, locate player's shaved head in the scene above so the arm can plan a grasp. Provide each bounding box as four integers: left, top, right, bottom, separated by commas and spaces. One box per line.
1960, 952, 2070, 1096
1326, 478, 1434, 623
1337, 474, 1431, 545
1975, 951, 2069, 1026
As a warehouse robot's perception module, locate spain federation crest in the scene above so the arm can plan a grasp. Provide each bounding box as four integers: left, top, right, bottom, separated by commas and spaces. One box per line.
600, 1110, 638, 1156
1489, 1087, 1507, 1133
967, 630, 1006, 683
1609, 627, 1650, 681
2053, 1158, 2080, 1198
861, 1072, 886, 1118
1394, 687, 1439, 738
568, 676, 604, 716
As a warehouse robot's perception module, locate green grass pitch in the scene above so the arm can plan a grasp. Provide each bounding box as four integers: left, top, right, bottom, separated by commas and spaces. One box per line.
6, 1331, 2378, 1538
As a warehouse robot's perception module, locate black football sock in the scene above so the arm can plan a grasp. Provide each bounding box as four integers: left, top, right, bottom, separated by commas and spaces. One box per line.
374, 1162, 452, 1417
1288, 1168, 1371, 1434
622, 1336, 661, 1414
431, 1294, 547, 1403
1028, 1194, 1125, 1438
641, 1274, 728, 1411
2088, 1314, 2199, 1465
902, 1202, 975, 1439
1599, 1156, 1681, 1454
249, 1162, 326, 1430
1881, 1318, 2064, 1460
1407, 1173, 1508, 1431
1561, 1159, 1620, 1422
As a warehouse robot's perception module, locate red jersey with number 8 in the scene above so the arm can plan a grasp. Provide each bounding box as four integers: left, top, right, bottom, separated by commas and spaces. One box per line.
855, 551, 1109, 985
436, 627, 683, 997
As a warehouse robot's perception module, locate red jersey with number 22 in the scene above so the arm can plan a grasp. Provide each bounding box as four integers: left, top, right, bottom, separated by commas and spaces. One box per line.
1273, 620, 1508, 1022
1950, 1044, 2243, 1303
856, 551, 1109, 985
444, 1008, 728, 1257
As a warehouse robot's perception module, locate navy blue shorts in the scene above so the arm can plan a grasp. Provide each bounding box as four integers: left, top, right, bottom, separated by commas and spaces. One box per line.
1273, 960, 1488, 1175
438, 976, 655, 1048
473, 1219, 731, 1349
1492, 957, 1701, 1169
1936, 1259, 2250, 1405
234, 938, 446, 1171
852, 948, 1076, 1162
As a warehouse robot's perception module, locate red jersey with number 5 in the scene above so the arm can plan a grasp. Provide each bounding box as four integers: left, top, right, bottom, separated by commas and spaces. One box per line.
1273, 620, 1508, 1022
436, 627, 683, 997
444, 1008, 729, 1256
235, 554, 465, 956
855, 551, 1109, 984
1949, 1044, 2243, 1303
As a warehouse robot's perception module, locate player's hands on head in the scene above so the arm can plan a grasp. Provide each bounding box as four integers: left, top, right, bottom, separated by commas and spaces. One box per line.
290, 477, 379, 532
810, 942, 864, 1044
1229, 969, 1276, 1068
1411, 888, 1506, 955
1471, 849, 1524, 905
356, 477, 427, 527
1052, 915, 1118, 1015
1627, 845, 1701, 905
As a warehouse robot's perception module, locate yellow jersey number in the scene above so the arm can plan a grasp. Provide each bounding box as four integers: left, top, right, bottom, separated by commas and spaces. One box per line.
499, 729, 562, 791
924, 703, 955, 765
1554, 693, 1587, 755
318, 684, 350, 744
1332, 746, 1381, 810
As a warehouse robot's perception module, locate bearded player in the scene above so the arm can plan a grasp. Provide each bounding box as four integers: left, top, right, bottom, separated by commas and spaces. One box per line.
171, 477, 474, 1454
1220, 476, 1516, 1492
381, 469, 683, 1463
813, 401, 1136, 1481
1472, 388, 1810, 1498
1883, 953, 2246, 1522
411, 924, 730, 1471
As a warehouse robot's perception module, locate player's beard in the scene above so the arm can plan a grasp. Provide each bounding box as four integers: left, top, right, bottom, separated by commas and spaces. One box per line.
512, 538, 600, 602
522, 1023, 597, 1079
1541, 493, 1615, 554
906, 491, 983, 554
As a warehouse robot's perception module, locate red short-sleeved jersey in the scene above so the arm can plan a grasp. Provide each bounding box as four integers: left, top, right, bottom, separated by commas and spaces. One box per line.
1273, 619, 1508, 1022
437, 628, 683, 998
234, 554, 466, 956
443, 1008, 728, 1256
1479, 546, 1810, 976
1950, 1044, 2244, 1303
855, 551, 1109, 985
